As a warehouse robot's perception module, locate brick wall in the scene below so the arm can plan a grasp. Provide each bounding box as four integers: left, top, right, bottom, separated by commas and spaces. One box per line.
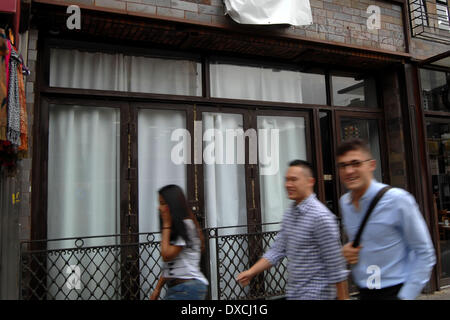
43, 0, 407, 52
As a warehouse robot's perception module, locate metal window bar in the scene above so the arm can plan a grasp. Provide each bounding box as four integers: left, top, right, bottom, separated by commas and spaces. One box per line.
19, 223, 286, 300
408, 0, 450, 44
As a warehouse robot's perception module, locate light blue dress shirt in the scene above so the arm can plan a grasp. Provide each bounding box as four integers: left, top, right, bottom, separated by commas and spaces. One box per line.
340, 180, 436, 300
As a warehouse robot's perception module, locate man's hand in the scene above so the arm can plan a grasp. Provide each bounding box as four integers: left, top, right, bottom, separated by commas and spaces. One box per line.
342, 242, 362, 265
236, 270, 255, 287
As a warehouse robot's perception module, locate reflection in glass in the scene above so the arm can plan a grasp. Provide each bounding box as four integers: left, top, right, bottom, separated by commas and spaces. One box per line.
332, 75, 378, 108
340, 118, 382, 182
426, 121, 450, 279
420, 69, 449, 112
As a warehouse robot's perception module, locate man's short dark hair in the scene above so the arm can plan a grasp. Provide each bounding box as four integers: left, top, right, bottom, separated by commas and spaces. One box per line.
336, 138, 373, 158
289, 159, 314, 177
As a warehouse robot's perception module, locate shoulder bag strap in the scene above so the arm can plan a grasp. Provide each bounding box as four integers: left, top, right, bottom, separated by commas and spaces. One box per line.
352, 186, 392, 248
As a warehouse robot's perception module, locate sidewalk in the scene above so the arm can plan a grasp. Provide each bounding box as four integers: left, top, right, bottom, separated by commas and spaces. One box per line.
418, 286, 450, 300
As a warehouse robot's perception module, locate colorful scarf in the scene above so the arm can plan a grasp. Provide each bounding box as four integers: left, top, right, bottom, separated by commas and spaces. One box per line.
0, 29, 7, 141
7, 45, 21, 146
17, 64, 27, 152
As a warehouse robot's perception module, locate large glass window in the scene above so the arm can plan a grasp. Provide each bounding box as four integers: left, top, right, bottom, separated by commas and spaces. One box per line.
426, 120, 450, 280
420, 69, 449, 112
332, 75, 378, 108
137, 108, 187, 300
47, 104, 121, 299
257, 115, 307, 228
50, 48, 202, 96
202, 112, 248, 299
210, 61, 326, 104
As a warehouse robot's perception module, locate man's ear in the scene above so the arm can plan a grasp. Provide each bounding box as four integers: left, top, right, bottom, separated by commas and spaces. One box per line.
369, 159, 376, 172
309, 176, 316, 187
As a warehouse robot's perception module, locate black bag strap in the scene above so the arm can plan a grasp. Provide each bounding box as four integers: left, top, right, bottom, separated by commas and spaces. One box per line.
352, 186, 392, 248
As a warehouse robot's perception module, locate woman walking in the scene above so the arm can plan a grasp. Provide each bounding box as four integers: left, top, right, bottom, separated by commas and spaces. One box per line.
150, 185, 208, 300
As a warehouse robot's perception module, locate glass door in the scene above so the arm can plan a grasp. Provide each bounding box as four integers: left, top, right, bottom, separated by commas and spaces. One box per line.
196, 107, 251, 299
425, 119, 450, 283
335, 112, 386, 186
253, 110, 311, 230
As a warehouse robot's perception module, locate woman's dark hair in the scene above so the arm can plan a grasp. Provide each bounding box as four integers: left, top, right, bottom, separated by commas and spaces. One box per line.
158, 184, 191, 246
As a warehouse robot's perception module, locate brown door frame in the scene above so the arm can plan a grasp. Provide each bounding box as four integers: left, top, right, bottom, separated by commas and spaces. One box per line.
422, 116, 450, 288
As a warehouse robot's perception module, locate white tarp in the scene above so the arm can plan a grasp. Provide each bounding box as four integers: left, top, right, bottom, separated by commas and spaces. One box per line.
224, 0, 313, 26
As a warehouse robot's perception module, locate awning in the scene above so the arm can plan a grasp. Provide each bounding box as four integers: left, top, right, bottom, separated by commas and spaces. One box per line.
419, 50, 450, 69
224, 0, 313, 26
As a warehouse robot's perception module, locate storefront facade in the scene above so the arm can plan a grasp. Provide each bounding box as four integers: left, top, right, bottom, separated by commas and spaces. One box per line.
0, 0, 449, 299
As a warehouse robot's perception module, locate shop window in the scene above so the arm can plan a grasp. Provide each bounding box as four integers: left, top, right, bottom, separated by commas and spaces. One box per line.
420, 69, 449, 112
49, 48, 202, 96
210, 61, 326, 105
331, 75, 378, 108
426, 121, 450, 280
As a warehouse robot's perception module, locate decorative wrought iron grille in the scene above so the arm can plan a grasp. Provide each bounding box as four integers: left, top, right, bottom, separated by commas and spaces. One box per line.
408, 0, 450, 44
207, 224, 287, 300
19, 224, 286, 300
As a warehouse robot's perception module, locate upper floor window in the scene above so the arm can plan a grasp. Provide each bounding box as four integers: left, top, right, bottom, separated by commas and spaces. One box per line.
209, 61, 327, 105
49, 48, 202, 96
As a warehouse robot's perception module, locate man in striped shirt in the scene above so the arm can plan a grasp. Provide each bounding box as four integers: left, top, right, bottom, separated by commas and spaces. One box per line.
237, 160, 349, 300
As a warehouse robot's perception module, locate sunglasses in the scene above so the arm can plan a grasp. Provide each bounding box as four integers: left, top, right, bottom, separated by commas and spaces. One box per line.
337, 159, 373, 170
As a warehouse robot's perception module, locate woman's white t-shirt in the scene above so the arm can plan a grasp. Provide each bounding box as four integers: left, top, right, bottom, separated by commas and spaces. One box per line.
162, 219, 208, 285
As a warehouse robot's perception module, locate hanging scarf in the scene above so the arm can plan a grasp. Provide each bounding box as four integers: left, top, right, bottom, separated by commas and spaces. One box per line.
0, 29, 7, 141
7, 45, 21, 146
17, 63, 27, 152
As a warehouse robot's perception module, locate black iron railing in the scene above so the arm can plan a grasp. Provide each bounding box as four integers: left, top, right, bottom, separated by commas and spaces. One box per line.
409, 0, 450, 44
19, 223, 286, 300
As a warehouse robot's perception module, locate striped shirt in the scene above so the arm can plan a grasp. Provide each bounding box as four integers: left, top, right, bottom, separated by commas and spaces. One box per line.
263, 194, 349, 300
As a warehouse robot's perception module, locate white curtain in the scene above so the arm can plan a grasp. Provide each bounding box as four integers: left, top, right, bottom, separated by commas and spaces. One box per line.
258, 115, 307, 297
50, 48, 202, 96
258, 116, 307, 230
203, 112, 248, 299
47, 104, 120, 299
210, 63, 303, 103
137, 109, 187, 299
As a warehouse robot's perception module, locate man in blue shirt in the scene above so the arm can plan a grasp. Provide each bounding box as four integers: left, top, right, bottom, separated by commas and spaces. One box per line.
237, 160, 349, 299
337, 139, 436, 300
